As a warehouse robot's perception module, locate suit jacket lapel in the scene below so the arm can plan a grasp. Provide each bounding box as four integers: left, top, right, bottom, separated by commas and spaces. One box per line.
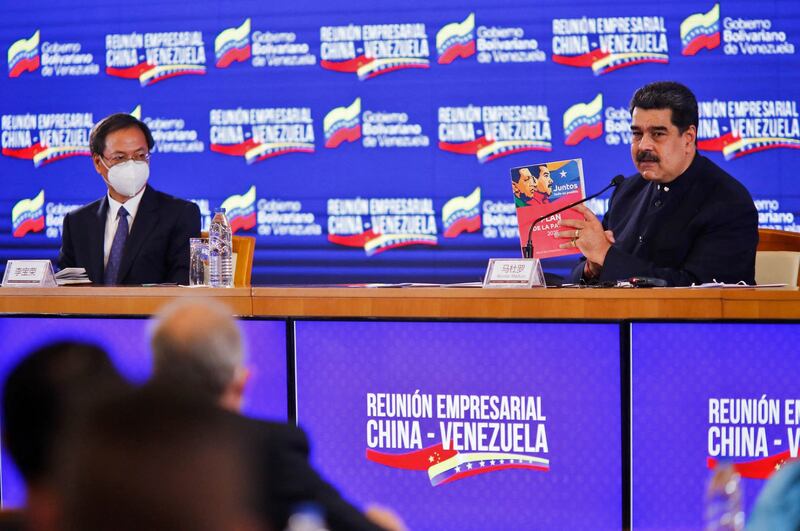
117, 186, 160, 283
90, 197, 108, 283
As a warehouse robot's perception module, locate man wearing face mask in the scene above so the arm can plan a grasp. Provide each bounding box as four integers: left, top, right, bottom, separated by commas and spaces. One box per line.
58, 113, 201, 285
558, 81, 758, 286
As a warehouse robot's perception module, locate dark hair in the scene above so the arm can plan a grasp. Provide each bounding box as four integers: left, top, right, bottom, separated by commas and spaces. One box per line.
629, 81, 699, 133
2, 341, 128, 484
89, 113, 155, 156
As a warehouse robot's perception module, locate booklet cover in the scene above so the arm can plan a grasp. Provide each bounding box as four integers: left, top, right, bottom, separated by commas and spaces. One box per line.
510, 158, 586, 259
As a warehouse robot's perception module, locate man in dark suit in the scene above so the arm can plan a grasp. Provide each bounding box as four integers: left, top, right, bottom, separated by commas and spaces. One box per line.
149, 298, 405, 531
58, 113, 200, 285
559, 81, 758, 286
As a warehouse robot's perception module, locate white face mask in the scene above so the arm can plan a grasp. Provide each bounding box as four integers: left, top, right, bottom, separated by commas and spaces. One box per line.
102, 159, 149, 198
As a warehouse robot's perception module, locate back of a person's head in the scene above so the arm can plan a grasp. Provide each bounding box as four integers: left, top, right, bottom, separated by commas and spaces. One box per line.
2, 340, 127, 485
56, 385, 257, 531
150, 298, 244, 402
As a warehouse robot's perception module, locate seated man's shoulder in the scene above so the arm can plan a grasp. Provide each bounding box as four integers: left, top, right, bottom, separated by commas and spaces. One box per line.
699, 157, 754, 204
65, 196, 105, 221
149, 187, 199, 211
238, 416, 309, 451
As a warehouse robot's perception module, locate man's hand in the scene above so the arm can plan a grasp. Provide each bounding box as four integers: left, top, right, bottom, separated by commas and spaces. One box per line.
557, 204, 614, 266
365, 504, 407, 531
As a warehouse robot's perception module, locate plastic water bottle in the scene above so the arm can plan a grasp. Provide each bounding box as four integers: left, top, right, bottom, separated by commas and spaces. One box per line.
704, 463, 744, 531
209, 207, 233, 288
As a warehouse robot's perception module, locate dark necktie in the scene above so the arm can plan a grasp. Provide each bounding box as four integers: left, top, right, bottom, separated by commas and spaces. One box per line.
104, 206, 129, 285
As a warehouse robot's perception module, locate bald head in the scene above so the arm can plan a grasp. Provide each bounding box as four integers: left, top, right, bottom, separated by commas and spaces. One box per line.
150, 299, 245, 407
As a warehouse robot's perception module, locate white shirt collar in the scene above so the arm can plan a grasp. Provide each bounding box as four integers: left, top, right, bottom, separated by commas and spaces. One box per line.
107, 186, 145, 222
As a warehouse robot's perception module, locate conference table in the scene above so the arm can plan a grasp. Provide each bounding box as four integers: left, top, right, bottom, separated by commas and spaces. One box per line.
0, 285, 797, 318
0, 286, 797, 530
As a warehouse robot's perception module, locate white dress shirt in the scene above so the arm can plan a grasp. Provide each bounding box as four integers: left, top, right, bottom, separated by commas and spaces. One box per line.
103, 190, 145, 267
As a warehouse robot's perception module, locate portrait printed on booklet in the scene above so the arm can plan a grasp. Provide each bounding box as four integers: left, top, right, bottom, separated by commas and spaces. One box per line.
510, 158, 587, 259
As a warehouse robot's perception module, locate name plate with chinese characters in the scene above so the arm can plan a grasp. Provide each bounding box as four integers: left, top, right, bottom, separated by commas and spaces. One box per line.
483, 258, 546, 289
2, 260, 58, 288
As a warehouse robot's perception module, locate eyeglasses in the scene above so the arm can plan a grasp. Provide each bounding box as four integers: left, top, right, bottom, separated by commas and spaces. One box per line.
101, 152, 151, 166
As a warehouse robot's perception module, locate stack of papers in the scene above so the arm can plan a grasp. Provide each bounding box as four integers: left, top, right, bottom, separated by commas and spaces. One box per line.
688, 282, 787, 288
54, 268, 91, 285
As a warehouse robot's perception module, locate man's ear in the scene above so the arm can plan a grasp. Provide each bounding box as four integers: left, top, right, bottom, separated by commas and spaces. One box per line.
684, 125, 697, 149
232, 367, 251, 399
92, 154, 106, 177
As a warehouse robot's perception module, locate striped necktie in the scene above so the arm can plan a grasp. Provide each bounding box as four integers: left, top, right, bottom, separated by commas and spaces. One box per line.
104, 206, 129, 285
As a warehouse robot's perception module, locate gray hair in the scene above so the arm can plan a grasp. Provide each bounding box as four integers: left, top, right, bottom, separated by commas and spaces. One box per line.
149, 298, 244, 401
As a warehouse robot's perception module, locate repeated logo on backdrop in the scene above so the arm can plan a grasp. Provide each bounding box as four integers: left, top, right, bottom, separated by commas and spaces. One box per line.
105, 30, 207, 86
327, 197, 438, 255
11, 191, 79, 239
436, 14, 546, 66
697, 99, 800, 160
215, 18, 316, 69
438, 105, 552, 162
209, 107, 315, 163
365, 391, 550, 487
7, 30, 100, 78
132, 106, 204, 154
325, 98, 429, 149
1, 112, 92, 167
319, 22, 430, 80
551, 15, 669, 75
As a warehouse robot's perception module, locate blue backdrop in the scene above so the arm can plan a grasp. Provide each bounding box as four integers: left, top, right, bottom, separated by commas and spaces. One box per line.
1, 1, 798, 283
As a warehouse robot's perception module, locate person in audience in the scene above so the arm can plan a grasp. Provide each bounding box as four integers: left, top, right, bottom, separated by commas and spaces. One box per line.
560, 81, 758, 286
2, 341, 129, 531
149, 298, 405, 531
56, 385, 261, 531
746, 460, 800, 530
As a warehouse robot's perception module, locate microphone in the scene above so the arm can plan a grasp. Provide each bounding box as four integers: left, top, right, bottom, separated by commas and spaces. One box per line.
523, 174, 625, 259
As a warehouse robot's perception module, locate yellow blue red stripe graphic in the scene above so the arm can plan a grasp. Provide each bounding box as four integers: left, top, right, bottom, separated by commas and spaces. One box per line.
442, 187, 480, 238
553, 48, 668, 76
699, 132, 800, 160
324, 98, 362, 148
8, 30, 40, 78
220, 185, 256, 233
12, 190, 45, 237
328, 229, 437, 255
681, 4, 720, 56
215, 19, 251, 67
440, 137, 551, 163
211, 138, 314, 164
563, 94, 603, 146
2, 142, 90, 168
321, 56, 429, 81
436, 13, 475, 64
366, 443, 549, 487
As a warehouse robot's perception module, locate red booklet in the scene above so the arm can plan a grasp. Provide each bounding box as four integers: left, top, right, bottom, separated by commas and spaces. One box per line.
510, 158, 587, 259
